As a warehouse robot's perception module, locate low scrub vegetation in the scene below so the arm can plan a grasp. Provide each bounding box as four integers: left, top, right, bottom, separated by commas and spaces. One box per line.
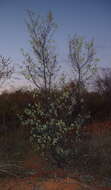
0, 80, 111, 175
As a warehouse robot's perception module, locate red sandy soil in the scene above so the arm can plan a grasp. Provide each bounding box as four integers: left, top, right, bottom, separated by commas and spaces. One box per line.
85, 121, 111, 136
0, 152, 111, 190
0, 121, 111, 190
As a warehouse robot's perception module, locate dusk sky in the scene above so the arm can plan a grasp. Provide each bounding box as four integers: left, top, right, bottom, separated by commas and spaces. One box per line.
0, 0, 111, 90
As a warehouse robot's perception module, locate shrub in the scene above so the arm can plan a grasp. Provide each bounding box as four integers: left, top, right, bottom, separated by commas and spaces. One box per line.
19, 87, 90, 167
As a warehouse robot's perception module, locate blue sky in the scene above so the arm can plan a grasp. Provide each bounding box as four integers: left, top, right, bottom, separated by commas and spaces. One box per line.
0, 0, 111, 90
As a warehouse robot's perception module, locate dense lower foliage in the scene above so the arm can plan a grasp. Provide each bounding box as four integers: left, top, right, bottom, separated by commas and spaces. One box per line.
19, 86, 90, 166
0, 82, 111, 172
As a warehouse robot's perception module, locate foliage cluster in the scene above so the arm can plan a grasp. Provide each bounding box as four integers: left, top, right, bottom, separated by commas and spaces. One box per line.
0, 82, 111, 169
19, 85, 90, 166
